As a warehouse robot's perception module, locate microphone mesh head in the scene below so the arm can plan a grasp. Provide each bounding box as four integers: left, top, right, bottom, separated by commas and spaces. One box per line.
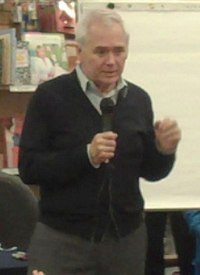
100, 98, 115, 114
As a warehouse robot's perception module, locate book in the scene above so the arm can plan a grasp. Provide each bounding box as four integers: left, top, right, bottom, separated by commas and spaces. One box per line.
0, 115, 24, 168
23, 32, 69, 85
37, 4, 57, 33
0, 28, 16, 85
0, 38, 3, 83
14, 40, 31, 86
0, 34, 11, 85
37, 3, 75, 36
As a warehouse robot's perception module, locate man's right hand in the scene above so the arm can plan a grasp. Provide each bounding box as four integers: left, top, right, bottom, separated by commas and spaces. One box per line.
89, 131, 118, 166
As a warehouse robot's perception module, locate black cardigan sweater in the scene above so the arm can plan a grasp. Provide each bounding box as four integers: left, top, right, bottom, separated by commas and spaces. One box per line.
19, 71, 175, 240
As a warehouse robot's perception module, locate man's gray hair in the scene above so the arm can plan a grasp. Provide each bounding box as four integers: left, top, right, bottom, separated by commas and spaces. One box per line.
75, 9, 129, 46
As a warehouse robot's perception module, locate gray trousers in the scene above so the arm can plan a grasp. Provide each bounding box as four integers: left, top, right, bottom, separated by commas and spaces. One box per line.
27, 221, 147, 275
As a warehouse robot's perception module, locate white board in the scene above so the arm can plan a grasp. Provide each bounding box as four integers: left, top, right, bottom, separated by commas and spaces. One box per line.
78, 1, 200, 210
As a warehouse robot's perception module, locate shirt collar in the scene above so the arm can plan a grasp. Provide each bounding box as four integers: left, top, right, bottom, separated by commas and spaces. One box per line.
75, 65, 127, 97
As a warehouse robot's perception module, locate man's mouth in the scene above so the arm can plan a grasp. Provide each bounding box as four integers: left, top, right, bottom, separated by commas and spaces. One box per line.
103, 71, 117, 76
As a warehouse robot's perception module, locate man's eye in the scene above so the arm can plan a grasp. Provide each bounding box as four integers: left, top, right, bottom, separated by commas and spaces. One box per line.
114, 48, 125, 54
95, 49, 107, 55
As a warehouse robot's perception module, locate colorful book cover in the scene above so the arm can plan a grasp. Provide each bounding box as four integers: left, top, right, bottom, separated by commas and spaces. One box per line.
23, 32, 69, 85
14, 40, 31, 86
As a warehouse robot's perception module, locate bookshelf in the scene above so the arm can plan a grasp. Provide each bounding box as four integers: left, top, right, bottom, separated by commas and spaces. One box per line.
0, 1, 32, 116
0, 4, 32, 174
0, 2, 30, 169
0, 0, 77, 168
0, 87, 32, 116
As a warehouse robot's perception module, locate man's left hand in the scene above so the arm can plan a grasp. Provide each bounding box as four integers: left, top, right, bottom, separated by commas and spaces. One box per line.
154, 118, 181, 154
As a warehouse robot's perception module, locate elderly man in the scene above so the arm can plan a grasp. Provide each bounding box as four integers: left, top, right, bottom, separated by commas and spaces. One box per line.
19, 9, 181, 275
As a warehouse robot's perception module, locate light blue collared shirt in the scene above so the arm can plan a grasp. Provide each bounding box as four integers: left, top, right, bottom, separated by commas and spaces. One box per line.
76, 65, 127, 114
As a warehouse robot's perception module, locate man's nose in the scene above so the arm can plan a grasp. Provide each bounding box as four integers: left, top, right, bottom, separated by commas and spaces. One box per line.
106, 52, 116, 64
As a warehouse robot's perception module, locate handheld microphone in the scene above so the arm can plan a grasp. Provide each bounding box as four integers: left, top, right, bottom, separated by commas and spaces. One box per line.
100, 98, 115, 132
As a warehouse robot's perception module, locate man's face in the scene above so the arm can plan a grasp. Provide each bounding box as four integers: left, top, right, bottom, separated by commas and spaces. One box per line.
78, 21, 128, 93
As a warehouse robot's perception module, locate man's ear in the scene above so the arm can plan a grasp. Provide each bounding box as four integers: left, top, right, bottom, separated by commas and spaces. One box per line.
76, 46, 83, 64
76, 46, 82, 61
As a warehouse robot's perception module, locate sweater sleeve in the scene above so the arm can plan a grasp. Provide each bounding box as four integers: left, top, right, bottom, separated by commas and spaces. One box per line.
141, 129, 175, 181
18, 85, 92, 188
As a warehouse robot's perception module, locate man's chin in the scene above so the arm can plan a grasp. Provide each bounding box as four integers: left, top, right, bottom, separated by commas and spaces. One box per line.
103, 75, 119, 85
94, 76, 119, 91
